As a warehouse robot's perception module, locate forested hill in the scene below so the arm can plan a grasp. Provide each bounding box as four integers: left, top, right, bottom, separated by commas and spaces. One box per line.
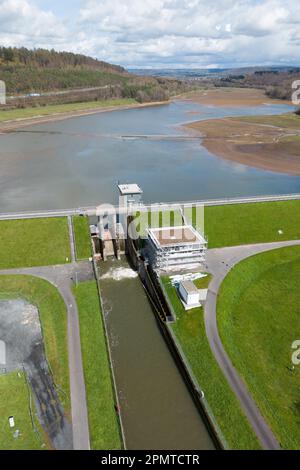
0, 46, 126, 73
0, 46, 129, 93
0, 46, 195, 104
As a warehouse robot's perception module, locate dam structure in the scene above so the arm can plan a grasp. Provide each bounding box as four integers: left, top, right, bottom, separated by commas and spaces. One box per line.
145, 225, 207, 272
90, 184, 224, 449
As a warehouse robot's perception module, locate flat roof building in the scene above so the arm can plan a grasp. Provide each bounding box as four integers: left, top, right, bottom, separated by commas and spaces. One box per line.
178, 282, 208, 310
146, 225, 207, 272
118, 183, 143, 210
118, 184, 143, 196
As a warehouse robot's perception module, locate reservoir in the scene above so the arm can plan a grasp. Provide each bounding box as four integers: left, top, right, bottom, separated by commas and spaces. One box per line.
99, 259, 215, 450
1, 98, 298, 449
0, 99, 299, 212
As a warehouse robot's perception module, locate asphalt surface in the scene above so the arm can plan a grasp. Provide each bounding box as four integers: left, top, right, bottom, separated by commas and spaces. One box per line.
1, 193, 300, 220
205, 239, 300, 450
0, 262, 94, 450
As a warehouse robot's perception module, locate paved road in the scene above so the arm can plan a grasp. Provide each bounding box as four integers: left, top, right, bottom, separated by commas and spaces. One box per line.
1, 193, 300, 220
68, 216, 76, 263
205, 239, 300, 450
0, 262, 93, 450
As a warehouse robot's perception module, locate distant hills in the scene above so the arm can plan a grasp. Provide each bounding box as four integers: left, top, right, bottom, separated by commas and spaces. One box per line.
0, 47, 197, 107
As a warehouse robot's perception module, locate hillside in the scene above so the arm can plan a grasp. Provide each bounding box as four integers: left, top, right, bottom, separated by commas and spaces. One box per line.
212, 66, 300, 101
0, 47, 195, 106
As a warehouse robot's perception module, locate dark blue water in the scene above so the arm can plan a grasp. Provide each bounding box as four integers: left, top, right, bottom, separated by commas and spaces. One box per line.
0, 99, 299, 211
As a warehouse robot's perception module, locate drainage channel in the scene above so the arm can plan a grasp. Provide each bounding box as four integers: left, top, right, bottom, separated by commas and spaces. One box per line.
99, 258, 215, 450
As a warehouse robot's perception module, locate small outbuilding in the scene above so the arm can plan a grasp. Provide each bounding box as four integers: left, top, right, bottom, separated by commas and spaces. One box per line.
178, 282, 208, 311
179, 281, 200, 309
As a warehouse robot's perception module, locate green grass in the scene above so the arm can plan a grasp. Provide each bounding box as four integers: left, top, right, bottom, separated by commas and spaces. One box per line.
198, 200, 300, 248
162, 276, 260, 449
237, 113, 300, 130
217, 245, 300, 449
0, 371, 47, 450
193, 273, 212, 289
0, 275, 70, 414
0, 99, 137, 122
72, 216, 91, 260
73, 281, 122, 450
0, 217, 71, 269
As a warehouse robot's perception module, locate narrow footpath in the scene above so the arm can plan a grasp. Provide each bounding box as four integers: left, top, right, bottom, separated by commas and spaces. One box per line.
0, 261, 93, 450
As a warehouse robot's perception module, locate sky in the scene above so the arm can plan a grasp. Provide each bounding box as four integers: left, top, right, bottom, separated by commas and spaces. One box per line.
0, 0, 300, 69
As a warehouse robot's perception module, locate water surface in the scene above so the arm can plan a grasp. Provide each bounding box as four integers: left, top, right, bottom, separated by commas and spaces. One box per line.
0, 100, 299, 212
100, 259, 215, 450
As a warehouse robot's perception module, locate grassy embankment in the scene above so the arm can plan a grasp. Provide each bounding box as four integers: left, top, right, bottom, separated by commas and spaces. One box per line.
162, 275, 260, 449
135, 200, 300, 249
73, 281, 122, 450
238, 112, 300, 131
72, 216, 92, 260
0, 217, 71, 269
0, 218, 71, 417
0, 275, 70, 414
0, 99, 137, 123
133, 200, 300, 447
217, 245, 300, 449
0, 371, 47, 450
185, 200, 300, 248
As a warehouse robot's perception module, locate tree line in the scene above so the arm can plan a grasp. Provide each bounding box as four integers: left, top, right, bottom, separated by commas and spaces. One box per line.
0, 46, 125, 73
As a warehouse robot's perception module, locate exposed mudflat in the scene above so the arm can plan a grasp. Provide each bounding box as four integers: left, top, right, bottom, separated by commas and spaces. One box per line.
183, 88, 292, 107
186, 114, 300, 176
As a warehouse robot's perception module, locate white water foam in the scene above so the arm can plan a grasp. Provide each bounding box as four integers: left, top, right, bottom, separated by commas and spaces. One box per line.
101, 267, 138, 281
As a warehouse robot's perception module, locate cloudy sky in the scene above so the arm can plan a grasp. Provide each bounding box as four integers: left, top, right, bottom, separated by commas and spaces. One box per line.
0, 0, 299, 68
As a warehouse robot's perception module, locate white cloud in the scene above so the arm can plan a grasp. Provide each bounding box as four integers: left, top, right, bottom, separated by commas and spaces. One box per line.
0, 0, 300, 68
0, 0, 67, 48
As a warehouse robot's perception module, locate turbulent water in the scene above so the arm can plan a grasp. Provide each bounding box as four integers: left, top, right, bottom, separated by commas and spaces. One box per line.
100, 266, 138, 281
100, 259, 215, 450
0, 99, 298, 212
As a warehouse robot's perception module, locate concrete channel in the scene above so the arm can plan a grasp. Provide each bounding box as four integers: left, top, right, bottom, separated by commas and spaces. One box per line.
98, 257, 216, 450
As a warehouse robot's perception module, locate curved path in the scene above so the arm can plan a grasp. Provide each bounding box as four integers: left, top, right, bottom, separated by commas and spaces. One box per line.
205, 239, 300, 450
0, 261, 93, 450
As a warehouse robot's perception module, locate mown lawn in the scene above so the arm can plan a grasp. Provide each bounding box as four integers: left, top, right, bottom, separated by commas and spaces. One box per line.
73, 281, 122, 450
193, 273, 212, 289
0, 275, 70, 414
72, 216, 91, 260
217, 245, 300, 449
237, 112, 300, 130
162, 276, 260, 450
133, 200, 300, 249
0, 99, 137, 122
0, 217, 71, 269
197, 200, 300, 248
0, 371, 47, 450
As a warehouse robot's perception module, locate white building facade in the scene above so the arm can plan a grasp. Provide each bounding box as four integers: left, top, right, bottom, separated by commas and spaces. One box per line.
146, 225, 207, 272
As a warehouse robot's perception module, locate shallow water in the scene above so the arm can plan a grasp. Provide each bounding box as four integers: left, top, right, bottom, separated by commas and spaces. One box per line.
0, 100, 298, 212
